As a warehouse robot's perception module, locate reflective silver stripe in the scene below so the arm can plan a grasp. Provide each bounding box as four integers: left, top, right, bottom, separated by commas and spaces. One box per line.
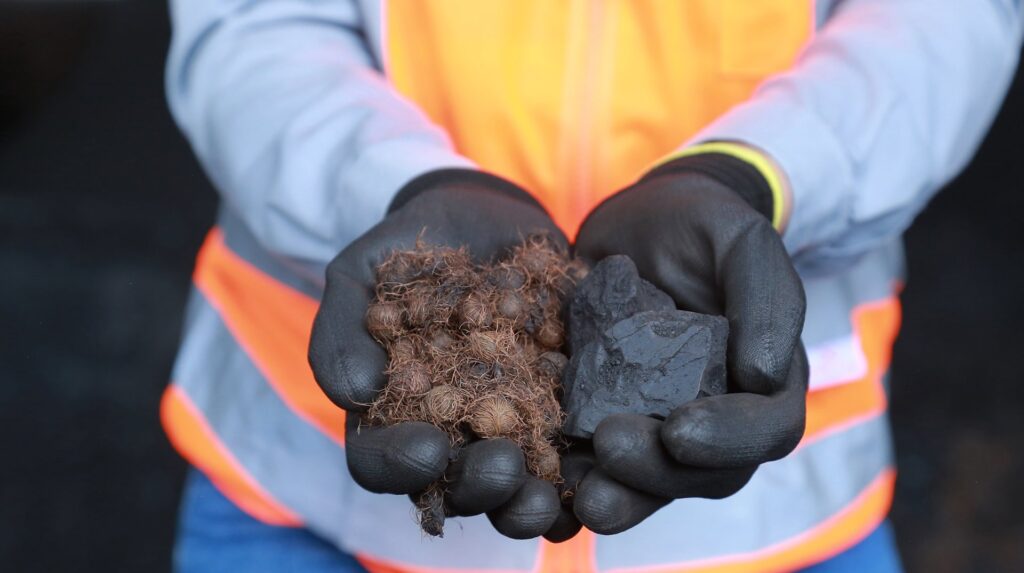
339, 484, 543, 570
594, 414, 893, 570
171, 289, 350, 540
801, 240, 902, 390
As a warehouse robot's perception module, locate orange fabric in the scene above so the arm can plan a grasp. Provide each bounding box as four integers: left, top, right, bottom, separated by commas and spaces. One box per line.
192, 228, 347, 446
161, 385, 302, 526
385, 0, 812, 236
535, 529, 598, 573
802, 297, 902, 446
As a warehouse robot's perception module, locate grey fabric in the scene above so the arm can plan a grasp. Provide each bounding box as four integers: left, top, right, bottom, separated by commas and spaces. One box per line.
595, 414, 892, 569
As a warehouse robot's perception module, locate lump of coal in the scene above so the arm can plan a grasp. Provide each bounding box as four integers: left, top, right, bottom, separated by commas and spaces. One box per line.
562, 257, 729, 439
566, 255, 674, 355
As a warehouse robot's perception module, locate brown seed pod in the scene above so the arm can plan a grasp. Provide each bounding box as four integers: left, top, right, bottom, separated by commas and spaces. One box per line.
462, 360, 492, 379
466, 331, 510, 362
468, 396, 519, 438
405, 295, 433, 328
366, 302, 404, 341
516, 338, 541, 362
458, 293, 493, 329
495, 290, 526, 322
426, 329, 455, 352
531, 443, 561, 482
533, 286, 563, 316
422, 385, 466, 425
389, 337, 419, 362
487, 265, 527, 290
536, 351, 569, 379
390, 362, 432, 395
534, 319, 565, 349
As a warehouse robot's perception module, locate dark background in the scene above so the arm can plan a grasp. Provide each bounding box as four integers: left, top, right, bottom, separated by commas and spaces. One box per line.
1, 2, 1021, 571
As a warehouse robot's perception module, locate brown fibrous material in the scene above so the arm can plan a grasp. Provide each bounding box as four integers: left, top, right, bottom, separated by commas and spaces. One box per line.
363, 233, 583, 536
421, 385, 466, 426
496, 290, 526, 322
468, 395, 520, 438
458, 293, 494, 330
366, 301, 404, 342
533, 318, 565, 349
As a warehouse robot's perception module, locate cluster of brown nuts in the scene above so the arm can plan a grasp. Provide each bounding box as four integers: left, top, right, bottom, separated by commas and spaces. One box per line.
363, 234, 586, 535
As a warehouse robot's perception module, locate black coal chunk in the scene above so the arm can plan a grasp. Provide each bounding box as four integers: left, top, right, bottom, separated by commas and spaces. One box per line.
562, 256, 729, 439
566, 255, 674, 356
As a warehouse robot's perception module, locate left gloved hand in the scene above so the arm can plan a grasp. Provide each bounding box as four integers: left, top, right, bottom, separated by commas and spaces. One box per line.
571, 148, 809, 534
308, 169, 566, 539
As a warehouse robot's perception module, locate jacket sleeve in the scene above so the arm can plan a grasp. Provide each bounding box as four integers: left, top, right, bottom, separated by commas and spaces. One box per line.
166, 0, 474, 264
690, 0, 1023, 274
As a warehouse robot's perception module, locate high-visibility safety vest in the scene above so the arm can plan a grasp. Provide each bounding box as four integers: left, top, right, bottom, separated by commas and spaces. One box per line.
163, 1, 904, 571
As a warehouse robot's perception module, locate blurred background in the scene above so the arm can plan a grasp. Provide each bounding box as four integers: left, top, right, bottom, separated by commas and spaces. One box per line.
1, 1, 1021, 571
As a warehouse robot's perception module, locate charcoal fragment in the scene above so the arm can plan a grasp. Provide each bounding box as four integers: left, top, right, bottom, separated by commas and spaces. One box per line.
562, 259, 730, 439
566, 256, 674, 355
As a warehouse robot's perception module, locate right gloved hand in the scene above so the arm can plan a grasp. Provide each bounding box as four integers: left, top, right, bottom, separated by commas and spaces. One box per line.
308, 169, 567, 540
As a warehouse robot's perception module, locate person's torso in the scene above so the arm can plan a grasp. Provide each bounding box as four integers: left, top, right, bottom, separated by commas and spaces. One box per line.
164, 2, 904, 571
378, 0, 814, 235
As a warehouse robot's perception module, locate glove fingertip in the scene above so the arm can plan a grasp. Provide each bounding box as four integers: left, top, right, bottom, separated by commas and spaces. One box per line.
386, 422, 451, 475
543, 508, 583, 543
309, 326, 388, 411
487, 478, 560, 540
447, 439, 527, 516
573, 469, 668, 535
592, 414, 661, 469
346, 422, 450, 495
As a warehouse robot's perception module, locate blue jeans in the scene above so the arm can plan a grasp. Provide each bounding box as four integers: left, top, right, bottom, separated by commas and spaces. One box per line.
174, 469, 902, 572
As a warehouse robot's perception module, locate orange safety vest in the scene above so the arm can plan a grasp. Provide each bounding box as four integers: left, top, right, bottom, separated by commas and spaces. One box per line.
386, 0, 813, 236
163, 2, 903, 571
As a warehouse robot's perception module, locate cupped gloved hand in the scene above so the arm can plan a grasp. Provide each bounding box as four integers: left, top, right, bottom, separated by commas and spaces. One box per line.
309, 168, 565, 539
571, 148, 809, 534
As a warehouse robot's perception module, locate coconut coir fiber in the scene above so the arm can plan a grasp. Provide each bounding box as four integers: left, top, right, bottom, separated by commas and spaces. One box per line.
363, 234, 586, 536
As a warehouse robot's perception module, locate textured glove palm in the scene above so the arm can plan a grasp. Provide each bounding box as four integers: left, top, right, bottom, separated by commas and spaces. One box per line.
308, 169, 567, 539
571, 154, 810, 534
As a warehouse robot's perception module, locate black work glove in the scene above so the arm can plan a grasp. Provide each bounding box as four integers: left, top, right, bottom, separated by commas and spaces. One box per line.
309, 169, 564, 539
571, 150, 809, 534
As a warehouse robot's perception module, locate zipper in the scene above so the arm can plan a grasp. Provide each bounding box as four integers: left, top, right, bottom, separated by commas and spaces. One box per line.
573, 1, 605, 226
557, 0, 607, 235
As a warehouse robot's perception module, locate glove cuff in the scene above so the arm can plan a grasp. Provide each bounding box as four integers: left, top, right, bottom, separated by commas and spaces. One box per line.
388, 168, 543, 214
645, 142, 786, 229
